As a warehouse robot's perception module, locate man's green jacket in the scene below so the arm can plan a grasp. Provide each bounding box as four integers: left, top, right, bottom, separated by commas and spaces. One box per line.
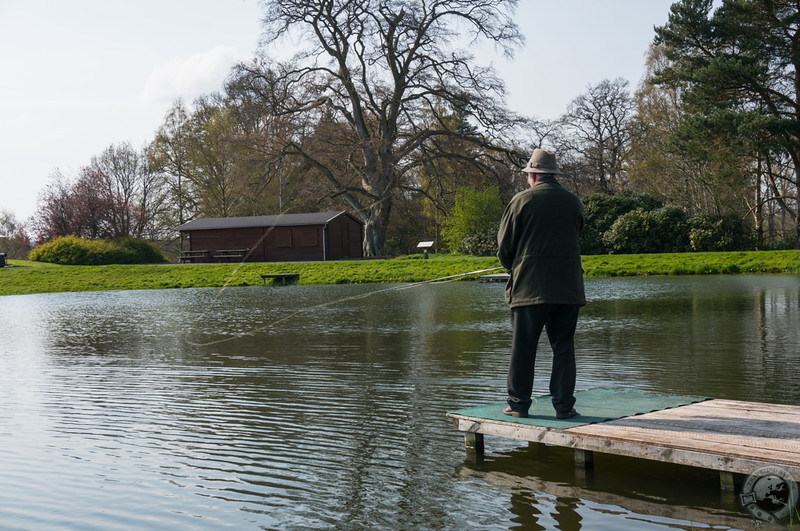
497, 176, 586, 308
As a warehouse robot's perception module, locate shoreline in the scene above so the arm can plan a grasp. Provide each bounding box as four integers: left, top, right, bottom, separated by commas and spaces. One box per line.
1, 250, 799, 297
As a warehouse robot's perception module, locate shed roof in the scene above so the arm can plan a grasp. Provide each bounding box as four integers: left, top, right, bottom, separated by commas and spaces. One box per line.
176, 211, 356, 232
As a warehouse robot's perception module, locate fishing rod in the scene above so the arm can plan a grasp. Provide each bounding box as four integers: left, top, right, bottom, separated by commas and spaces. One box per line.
187, 265, 506, 347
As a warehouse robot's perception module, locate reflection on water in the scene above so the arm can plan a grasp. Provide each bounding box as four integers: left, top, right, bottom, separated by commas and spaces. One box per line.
582, 275, 800, 405
1, 275, 798, 529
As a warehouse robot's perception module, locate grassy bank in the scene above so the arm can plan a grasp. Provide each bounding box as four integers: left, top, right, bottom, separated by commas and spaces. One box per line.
1, 250, 799, 297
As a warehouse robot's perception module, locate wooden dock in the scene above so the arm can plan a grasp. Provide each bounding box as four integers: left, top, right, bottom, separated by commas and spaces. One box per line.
447, 389, 800, 492
261, 273, 300, 286
476, 273, 509, 282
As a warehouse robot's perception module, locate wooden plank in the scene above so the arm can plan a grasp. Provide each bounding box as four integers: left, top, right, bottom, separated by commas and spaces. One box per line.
577, 426, 800, 457
179, 250, 210, 263
577, 400, 800, 453
450, 414, 800, 479
574, 449, 594, 469
574, 424, 800, 463
213, 248, 249, 257
703, 399, 800, 413
719, 471, 737, 492
577, 405, 800, 452
583, 420, 800, 451
644, 399, 800, 424
623, 409, 800, 430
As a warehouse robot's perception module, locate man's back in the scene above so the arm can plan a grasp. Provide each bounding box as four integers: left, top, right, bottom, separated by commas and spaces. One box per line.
497, 176, 585, 308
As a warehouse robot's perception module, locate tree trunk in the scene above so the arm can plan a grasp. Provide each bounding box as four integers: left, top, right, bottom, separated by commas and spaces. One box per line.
795, 220, 800, 249
361, 196, 392, 257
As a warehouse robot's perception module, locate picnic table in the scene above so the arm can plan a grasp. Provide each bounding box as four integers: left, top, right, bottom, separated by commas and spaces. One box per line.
179, 250, 209, 263
212, 248, 250, 262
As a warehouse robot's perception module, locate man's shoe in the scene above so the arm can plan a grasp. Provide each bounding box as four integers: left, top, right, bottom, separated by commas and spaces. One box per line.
503, 405, 529, 418
556, 408, 579, 419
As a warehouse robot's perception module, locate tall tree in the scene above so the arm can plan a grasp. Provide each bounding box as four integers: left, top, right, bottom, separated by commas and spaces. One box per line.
29, 171, 76, 243
185, 97, 238, 217
29, 169, 116, 242
236, 0, 524, 256
559, 78, 640, 194
175, 95, 289, 218
90, 142, 167, 238
150, 100, 196, 227
654, 0, 800, 247
224, 77, 308, 214
630, 44, 748, 217
30, 144, 168, 243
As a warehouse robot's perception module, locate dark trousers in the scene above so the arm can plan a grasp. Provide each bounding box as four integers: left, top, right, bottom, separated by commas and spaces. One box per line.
507, 304, 579, 414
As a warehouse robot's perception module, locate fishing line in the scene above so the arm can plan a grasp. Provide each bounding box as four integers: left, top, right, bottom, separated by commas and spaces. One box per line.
186, 265, 505, 347
185, 216, 283, 322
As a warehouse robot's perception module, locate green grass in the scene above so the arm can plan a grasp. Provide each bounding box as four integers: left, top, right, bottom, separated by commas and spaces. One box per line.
582, 250, 800, 277
5, 259, 61, 268
1, 250, 799, 297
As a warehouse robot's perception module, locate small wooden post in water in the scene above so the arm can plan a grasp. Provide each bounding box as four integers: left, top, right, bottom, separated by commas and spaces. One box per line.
464, 432, 484, 456
719, 471, 743, 492
574, 449, 594, 469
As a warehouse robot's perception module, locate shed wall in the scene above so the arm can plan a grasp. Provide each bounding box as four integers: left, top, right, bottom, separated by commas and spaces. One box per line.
183, 215, 363, 262
189, 228, 264, 261
326, 215, 363, 259
263, 225, 324, 262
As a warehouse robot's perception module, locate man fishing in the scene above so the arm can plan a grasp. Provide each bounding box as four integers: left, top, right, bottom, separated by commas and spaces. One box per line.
497, 148, 586, 419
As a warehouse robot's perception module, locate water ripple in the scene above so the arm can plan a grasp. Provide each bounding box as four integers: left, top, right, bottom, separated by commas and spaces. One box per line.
2, 278, 799, 528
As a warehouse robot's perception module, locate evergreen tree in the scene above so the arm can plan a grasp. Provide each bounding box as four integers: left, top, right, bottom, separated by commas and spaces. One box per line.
653, 0, 800, 247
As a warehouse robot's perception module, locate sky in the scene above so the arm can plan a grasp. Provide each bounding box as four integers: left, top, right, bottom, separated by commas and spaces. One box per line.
0, 0, 679, 223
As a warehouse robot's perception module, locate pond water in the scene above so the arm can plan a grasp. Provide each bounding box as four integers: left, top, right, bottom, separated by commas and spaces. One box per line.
1, 275, 799, 530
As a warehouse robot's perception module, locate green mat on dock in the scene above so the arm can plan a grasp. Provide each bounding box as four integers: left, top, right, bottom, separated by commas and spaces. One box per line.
449, 388, 708, 429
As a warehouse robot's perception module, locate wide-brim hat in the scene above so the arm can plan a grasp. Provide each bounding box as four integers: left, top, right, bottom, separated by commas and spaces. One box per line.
522, 148, 561, 174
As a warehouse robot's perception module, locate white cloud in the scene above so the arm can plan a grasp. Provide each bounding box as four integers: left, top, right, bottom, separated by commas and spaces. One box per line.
140, 46, 241, 105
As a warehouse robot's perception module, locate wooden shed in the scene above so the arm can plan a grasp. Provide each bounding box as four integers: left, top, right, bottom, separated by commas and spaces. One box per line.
176, 211, 364, 263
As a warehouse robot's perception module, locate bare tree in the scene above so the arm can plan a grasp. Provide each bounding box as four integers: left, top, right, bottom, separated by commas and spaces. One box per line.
30, 144, 168, 243
29, 171, 81, 243
234, 0, 524, 256
71, 169, 117, 238
223, 81, 302, 214
89, 142, 167, 238
0, 210, 30, 259
150, 100, 197, 227
560, 78, 640, 194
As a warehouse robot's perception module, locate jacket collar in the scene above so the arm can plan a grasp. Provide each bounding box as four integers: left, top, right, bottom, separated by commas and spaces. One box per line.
533, 175, 559, 186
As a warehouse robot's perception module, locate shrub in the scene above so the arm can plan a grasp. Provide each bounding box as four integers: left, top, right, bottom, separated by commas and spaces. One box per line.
442, 186, 504, 256
458, 222, 501, 256
581, 192, 663, 254
688, 214, 753, 252
603, 207, 690, 254
114, 237, 168, 263
29, 236, 167, 265
651, 206, 690, 252
603, 209, 652, 254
